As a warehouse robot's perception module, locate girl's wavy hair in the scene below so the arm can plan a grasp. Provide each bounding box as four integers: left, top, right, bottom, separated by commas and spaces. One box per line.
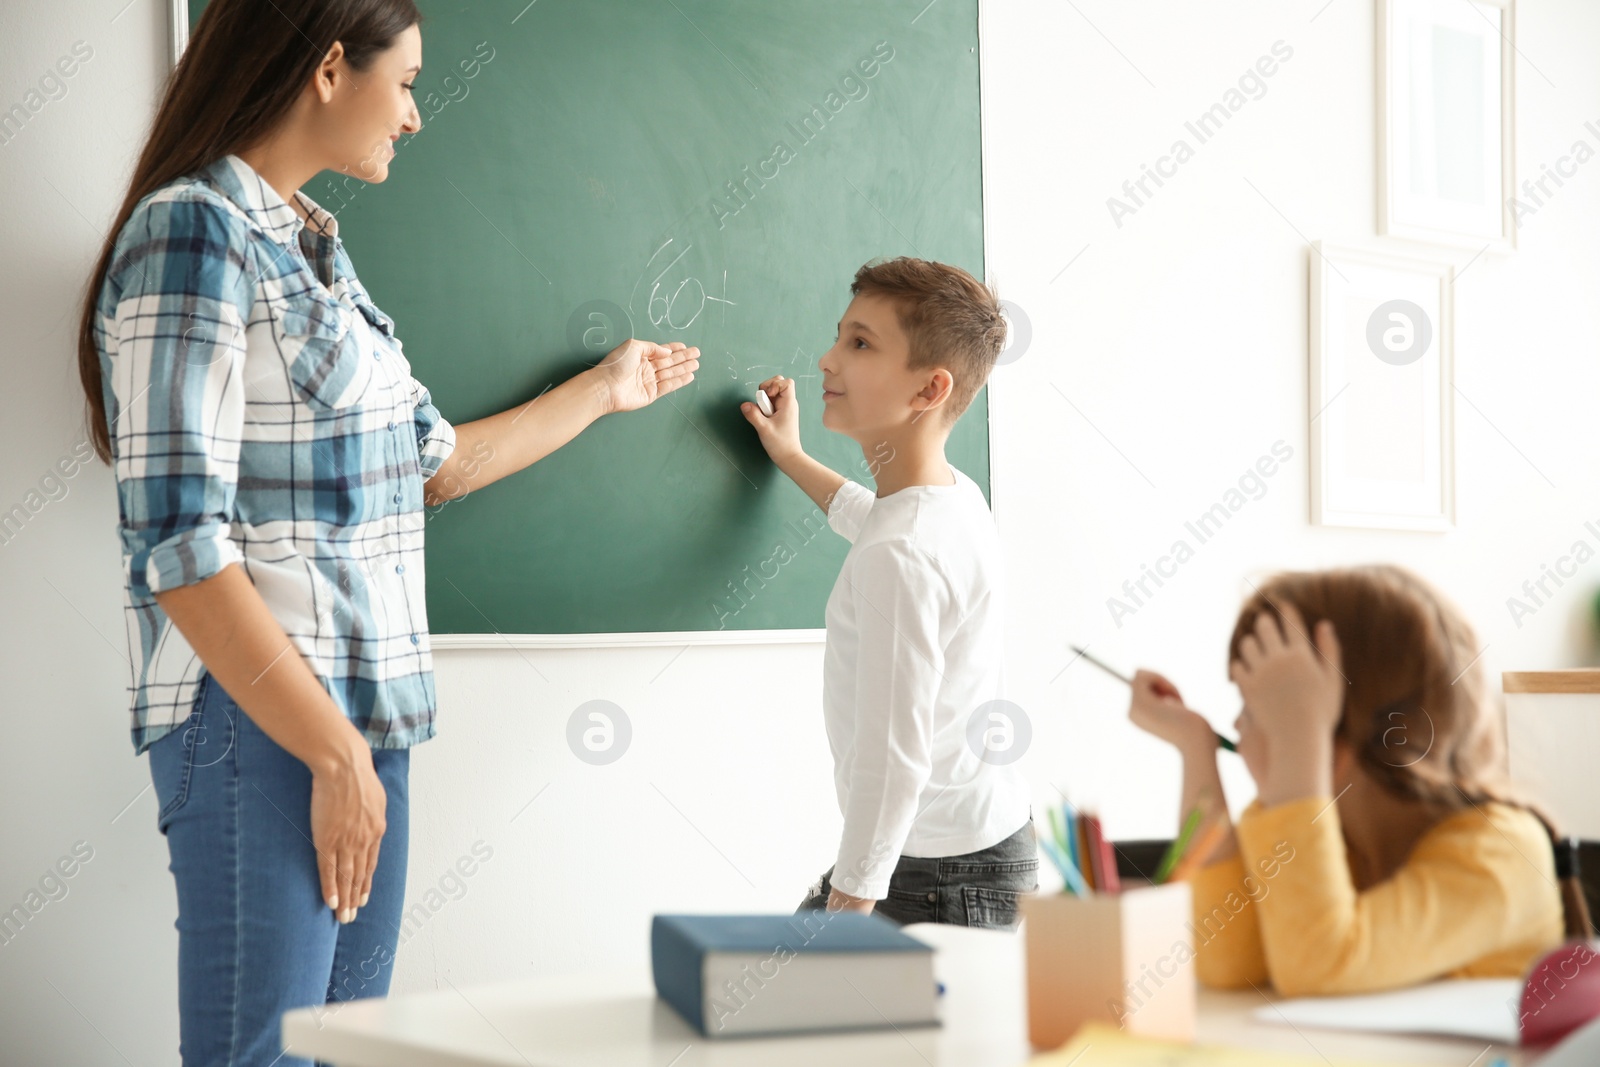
76, 0, 420, 463
1228, 564, 1592, 940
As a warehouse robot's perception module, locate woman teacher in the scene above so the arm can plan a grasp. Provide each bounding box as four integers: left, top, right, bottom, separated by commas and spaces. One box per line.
74, 2, 697, 1062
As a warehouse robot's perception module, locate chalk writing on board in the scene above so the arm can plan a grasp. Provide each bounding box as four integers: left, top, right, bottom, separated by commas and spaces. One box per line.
630, 239, 735, 334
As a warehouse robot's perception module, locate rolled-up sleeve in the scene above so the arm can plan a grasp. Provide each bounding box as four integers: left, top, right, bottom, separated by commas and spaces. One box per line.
105, 197, 253, 599
407, 374, 456, 479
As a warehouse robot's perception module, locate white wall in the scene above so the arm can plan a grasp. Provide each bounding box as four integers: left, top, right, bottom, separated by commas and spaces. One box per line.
982, 0, 1600, 847
3, 1, 1598, 1062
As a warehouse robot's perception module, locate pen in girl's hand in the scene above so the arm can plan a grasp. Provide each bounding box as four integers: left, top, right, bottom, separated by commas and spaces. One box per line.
1069, 645, 1239, 754
1070, 646, 1131, 685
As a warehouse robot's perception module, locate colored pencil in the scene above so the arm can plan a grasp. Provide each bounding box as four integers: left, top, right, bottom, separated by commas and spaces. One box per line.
1167, 816, 1229, 883
1069, 644, 1240, 754
1083, 814, 1121, 893
1040, 834, 1090, 896
1155, 807, 1204, 884
1074, 813, 1097, 891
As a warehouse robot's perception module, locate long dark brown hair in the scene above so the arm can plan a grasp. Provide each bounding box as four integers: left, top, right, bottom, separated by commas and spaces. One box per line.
76, 0, 420, 463
1229, 564, 1592, 940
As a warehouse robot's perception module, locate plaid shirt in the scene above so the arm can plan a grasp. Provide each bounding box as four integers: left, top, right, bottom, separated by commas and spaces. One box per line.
96, 154, 456, 756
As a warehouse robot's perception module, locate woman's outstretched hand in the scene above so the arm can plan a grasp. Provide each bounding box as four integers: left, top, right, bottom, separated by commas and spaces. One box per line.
594, 339, 699, 414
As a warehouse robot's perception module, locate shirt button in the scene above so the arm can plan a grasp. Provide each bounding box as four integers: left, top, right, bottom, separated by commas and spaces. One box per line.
410, 633, 420, 645
926, 892, 937, 902
394, 563, 405, 574
373, 351, 382, 361
393, 492, 402, 504
387, 420, 397, 431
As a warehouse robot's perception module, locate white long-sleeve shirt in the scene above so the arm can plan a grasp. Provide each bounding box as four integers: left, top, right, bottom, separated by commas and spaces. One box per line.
821, 466, 1031, 900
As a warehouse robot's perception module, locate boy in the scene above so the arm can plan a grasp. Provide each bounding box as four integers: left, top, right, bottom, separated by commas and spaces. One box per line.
740, 257, 1036, 927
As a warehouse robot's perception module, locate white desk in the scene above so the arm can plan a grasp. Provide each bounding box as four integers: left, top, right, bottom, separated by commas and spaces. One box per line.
282, 924, 1524, 1065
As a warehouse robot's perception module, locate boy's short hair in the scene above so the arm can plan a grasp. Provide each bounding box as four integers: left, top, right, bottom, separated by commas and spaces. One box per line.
850, 256, 1007, 424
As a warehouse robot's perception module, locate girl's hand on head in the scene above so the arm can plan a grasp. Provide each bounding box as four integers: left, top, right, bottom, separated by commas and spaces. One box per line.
1229, 602, 1344, 804
1128, 669, 1218, 757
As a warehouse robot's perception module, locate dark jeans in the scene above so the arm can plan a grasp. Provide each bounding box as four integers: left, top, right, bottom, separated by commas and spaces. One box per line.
796, 820, 1039, 930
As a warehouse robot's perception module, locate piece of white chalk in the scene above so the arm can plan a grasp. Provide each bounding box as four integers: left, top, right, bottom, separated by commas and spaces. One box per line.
755, 387, 774, 417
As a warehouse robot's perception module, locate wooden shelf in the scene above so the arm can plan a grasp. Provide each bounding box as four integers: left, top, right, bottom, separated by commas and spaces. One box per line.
1503, 670, 1600, 694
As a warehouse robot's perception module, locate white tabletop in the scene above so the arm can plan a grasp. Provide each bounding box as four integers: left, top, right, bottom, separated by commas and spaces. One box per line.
282, 923, 1523, 1066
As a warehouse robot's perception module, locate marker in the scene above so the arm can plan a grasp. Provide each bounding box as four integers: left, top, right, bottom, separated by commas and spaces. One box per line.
1069, 644, 1239, 754
754, 387, 774, 417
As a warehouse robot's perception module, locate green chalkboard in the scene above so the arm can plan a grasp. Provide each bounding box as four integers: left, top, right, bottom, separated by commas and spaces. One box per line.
196, 0, 989, 634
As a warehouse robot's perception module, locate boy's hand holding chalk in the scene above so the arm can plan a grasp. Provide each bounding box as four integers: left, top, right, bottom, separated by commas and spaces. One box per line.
741, 375, 803, 463
740, 373, 849, 512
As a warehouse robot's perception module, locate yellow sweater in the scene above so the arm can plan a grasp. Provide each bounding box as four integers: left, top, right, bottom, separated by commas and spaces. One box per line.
1190, 796, 1563, 996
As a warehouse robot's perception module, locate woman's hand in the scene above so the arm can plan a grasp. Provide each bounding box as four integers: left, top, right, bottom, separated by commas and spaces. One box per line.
741, 374, 804, 464
1128, 669, 1217, 757
593, 338, 699, 414
1229, 602, 1345, 806
309, 748, 388, 924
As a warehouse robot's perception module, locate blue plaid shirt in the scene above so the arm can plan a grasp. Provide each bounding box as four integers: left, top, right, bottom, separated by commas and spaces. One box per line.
96, 154, 456, 756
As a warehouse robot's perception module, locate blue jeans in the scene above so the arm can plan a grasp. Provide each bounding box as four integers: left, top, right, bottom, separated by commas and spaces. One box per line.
149, 671, 411, 1066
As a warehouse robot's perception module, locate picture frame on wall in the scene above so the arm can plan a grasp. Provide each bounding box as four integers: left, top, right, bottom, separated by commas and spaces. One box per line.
1309, 242, 1455, 532
1377, 0, 1516, 252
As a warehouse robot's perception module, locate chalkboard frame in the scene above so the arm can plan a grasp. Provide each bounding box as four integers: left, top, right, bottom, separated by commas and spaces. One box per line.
435, 0, 1000, 648
181, 0, 1002, 649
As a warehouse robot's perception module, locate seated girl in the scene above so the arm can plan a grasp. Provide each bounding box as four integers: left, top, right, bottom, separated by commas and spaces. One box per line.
1127, 564, 1588, 995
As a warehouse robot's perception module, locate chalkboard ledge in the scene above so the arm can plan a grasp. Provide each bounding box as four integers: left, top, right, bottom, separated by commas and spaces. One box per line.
431, 629, 827, 649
